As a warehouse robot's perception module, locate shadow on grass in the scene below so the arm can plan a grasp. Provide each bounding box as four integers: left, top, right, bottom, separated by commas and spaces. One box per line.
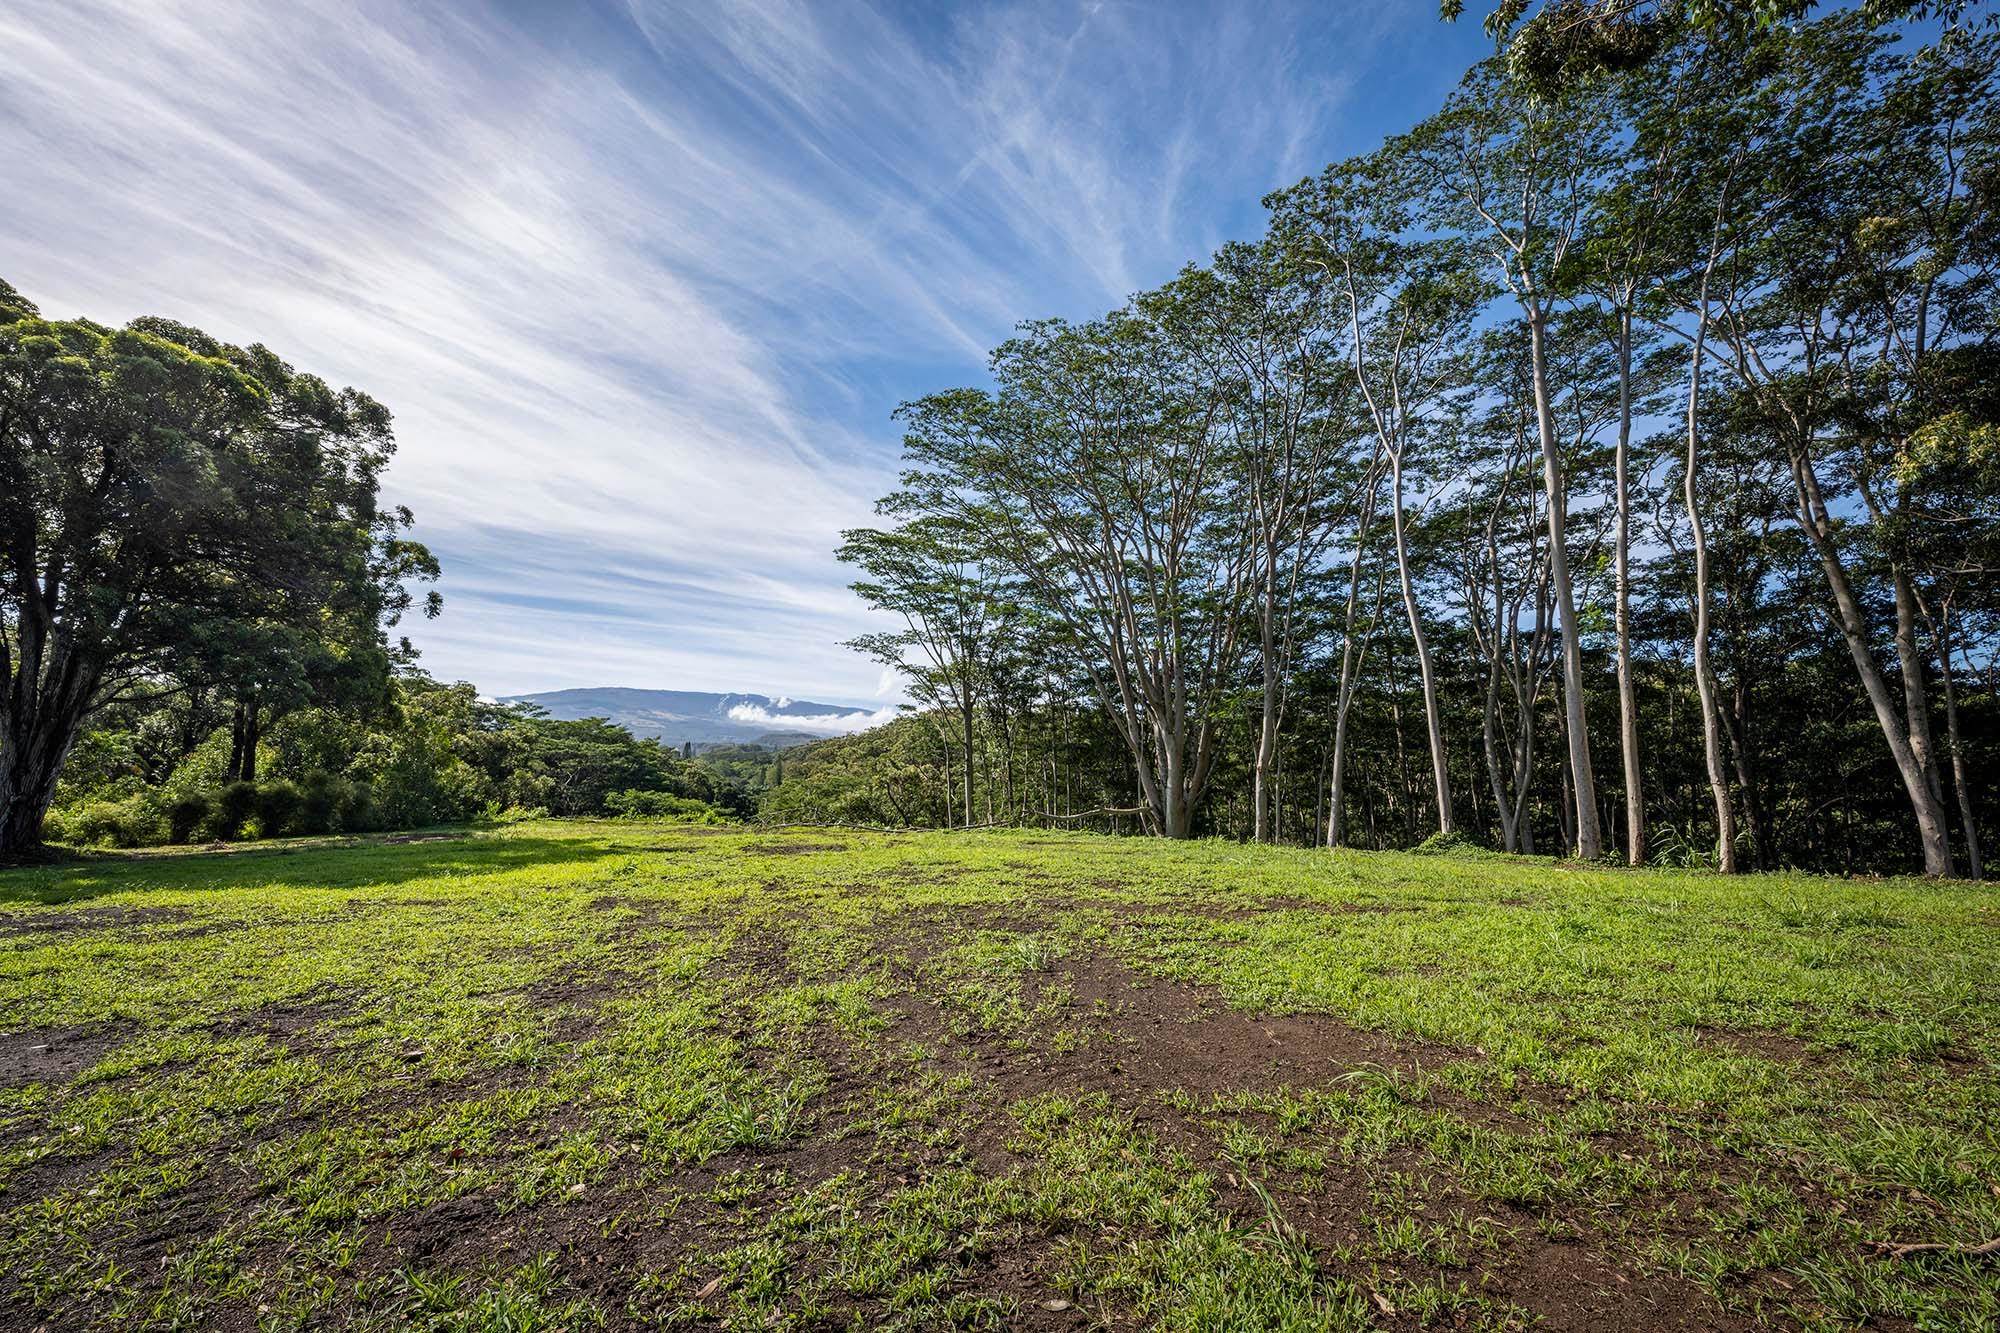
0, 828, 621, 906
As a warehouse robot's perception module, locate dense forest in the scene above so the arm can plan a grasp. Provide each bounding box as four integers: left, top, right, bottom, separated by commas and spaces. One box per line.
809, 8, 2000, 876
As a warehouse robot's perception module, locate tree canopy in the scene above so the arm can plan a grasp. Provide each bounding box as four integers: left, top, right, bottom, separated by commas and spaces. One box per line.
0, 291, 439, 853
826, 10, 2000, 877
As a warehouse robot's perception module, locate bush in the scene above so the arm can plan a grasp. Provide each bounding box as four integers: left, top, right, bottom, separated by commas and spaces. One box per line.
253, 780, 303, 838
338, 780, 382, 832
213, 781, 260, 841
166, 793, 211, 844
53, 793, 166, 848
295, 772, 343, 835
481, 803, 550, 825
603, 788, 728, 824
1411, 829, 1481, 856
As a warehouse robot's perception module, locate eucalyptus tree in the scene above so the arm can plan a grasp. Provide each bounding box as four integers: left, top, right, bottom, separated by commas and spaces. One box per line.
1581, 55, 1713, 863
1270, 165, 1485, 840
895, 305, 1255, 839
1455, 344, 1559, 853
1901, 398, 2000, 876
0, 289, 437, 854
1605, 29, 1798, 871
1323, 455, 1389, 848
1163, 242, 1353, 842
1396, 61, 1618, 858
839, 512, 1005, 828
1829, 27, 2000, 876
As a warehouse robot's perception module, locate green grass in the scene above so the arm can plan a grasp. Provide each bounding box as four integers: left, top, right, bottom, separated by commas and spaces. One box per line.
0, 821, 1994, 1329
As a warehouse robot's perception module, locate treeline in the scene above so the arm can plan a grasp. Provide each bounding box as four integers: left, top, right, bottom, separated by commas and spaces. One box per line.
828, 11, 2000, 876
49, 674, 743, 848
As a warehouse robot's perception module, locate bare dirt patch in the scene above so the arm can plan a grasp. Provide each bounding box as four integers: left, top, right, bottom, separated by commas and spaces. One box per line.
840, 926, 1762, 1332
0, 1023, 133, 1087
0, 904, 192, 939
1696, 1026, 1816, 1064
209, 986, 359, 1048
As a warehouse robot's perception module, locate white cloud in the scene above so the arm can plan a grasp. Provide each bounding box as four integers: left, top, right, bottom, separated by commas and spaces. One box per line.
726, 703, 901, 735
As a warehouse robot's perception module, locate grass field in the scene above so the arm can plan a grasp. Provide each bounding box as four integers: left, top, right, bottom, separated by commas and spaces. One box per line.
0, 822, 1996, 1331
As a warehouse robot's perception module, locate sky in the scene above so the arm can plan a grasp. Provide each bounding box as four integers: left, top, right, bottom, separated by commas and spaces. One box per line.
0, 0, 1497, 707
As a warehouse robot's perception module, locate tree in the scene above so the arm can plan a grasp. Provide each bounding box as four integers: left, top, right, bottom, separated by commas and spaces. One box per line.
897, 309, 1256, 839
839, 514, 1003, 828
1272, 164, 1485, 840
1398, 62, 1617, 858
1163, 244, 1351, 842
1665, 17, 1990, 875
0, 286, 437, 854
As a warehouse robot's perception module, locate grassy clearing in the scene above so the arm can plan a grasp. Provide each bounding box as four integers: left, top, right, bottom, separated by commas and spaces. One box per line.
0, 822, 1994, 1330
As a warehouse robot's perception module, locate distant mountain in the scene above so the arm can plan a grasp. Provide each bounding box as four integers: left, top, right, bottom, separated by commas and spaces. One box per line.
497, 687, 881, 750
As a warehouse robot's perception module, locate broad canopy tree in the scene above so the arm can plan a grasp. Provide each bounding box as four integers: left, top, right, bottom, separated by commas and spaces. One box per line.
0, 282, 438, 854
888, 309, 1257, 839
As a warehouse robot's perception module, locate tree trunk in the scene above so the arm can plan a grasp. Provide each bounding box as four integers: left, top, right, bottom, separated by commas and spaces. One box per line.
1938, 617, 1983, 880
1161, 735, 1193, 839
1789, 447, 1955, 877
0, 631, 100, 856
1727, 680, 1769, 871
961, 702, 974, 829
1254, 614, 1279, 843
1390, 450, 1453, 838
1684, 333, 1737, 873
1889, 567, 1948, 824
1327, 475, 1383, 850
1525, 310, 1601, 859
939, 739, 953, 827
0, 724, 74, 854
1613, 307, 1645, 866
241, 695, 261, 785
1482, 645, 1516, 853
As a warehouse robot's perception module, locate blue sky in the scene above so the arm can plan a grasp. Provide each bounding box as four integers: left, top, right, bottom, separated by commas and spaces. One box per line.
2, 0, 1496, 708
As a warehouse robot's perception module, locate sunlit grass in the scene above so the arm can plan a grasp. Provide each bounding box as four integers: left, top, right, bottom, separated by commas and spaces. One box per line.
1, 820, 1994, 1328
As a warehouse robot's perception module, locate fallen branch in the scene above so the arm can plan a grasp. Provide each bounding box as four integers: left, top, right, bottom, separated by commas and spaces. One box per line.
1868, 1236, 2000, 1262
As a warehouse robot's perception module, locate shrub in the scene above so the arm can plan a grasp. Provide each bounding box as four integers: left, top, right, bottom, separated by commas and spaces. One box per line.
253, 781, 303, 839
337, 780, 382, 832
603, 789, 727, 824
296, 772, 344, 835
166, 793, 211, 844
213, 781, 260, 841
482, 803, 550, 825
53, 794, 166, 848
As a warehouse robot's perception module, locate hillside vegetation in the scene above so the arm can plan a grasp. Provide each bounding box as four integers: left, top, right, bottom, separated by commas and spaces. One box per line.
1, 824, 1994, 1329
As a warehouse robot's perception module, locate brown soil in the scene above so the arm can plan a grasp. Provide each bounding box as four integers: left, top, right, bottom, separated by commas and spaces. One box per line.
0, 1023, 133, 1088
1696, 1025, 1817, 1065
865, 940, 1758, 1331
0, 904, 192, 938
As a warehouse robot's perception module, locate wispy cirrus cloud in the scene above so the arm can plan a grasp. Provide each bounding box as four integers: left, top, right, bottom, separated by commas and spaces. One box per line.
0, 0, 1479, 704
